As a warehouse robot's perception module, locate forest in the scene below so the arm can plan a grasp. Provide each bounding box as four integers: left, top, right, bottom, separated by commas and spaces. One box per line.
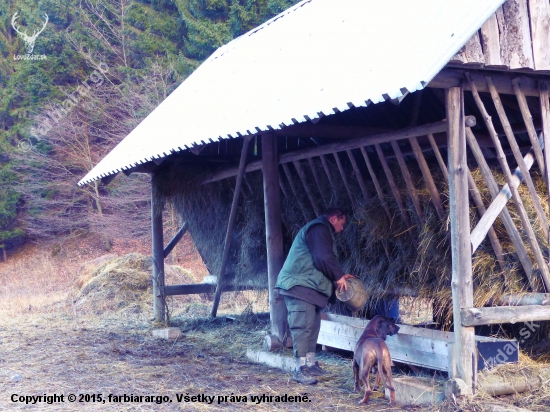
0, 0, 298, 256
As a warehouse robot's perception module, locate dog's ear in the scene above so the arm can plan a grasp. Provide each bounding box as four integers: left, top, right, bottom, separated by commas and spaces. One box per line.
376, 320, 388, 340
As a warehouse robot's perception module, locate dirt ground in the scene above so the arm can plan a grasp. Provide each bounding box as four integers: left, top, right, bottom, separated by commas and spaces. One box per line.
1, 240, 550, 411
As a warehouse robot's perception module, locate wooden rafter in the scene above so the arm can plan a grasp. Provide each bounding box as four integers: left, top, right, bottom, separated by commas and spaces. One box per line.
293, 160, 321, 216
306, 157, 329, 209
359, 147, 392, 221
346, 149, 370, 201
333, 152, 357, 208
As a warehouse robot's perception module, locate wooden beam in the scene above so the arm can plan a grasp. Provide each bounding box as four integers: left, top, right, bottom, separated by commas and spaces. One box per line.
307, 157, 329, 208
320, 155, 338, 204
470, 145, 539, 254
202, 118, 476, 184
375, 143, 413, 231
499, 293, 550, 306
163, 222, 188, 259
293, 160, 321, 216
540, 81, 550, 251
513, 77, 547, 183
466, 128, 535, 285
467, 169, 506, 271
165, 283, 259, 296
262, 133, 288, 345
360, 147, 392, 221
529, 0, 550, 71
466, 73, 550, 291
282, 162, 312, 222
487, 76, 548, 240
461, 305, 550, 326
151, 174, 165, 323
428, 134, 449, 181
333, 152, 357, 208
391, 140, 425, 225
446, 85, 475, 392
346, 149, 370, 201
211, 136, 251, 317
409, 136, 445, 219
428, 69, 539, 97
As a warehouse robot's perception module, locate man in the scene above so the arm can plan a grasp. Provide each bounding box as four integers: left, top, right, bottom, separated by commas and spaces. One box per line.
275, 207, 354, 385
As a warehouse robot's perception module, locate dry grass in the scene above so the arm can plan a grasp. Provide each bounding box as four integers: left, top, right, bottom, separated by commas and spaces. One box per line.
2, 242, 550, 411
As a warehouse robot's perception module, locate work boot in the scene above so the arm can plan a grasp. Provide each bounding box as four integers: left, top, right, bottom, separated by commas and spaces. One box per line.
293, 366, 318, 385
307, 361, 329, 376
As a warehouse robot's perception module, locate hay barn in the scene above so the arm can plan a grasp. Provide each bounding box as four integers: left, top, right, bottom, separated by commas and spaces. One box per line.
79, 0, 550, 400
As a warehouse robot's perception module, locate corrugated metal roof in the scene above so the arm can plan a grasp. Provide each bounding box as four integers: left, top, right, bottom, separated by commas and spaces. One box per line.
79, 0, 505, 186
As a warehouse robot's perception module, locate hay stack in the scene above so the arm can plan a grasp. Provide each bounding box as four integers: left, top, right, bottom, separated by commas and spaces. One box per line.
73, 253, 200, 315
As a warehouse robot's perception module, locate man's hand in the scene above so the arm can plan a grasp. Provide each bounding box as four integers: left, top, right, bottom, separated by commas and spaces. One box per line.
335, 274, 355, 293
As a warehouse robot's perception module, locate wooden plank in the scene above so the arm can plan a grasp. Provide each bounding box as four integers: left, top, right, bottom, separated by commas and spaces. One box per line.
391, 141, 425, 225
164, 283, 258, 296
211, 136, 251, 317
282, 162, 311, 222
466, 128, 535, 284
446, 85, 475, 392
333, 152, 357, 208
409, 136, 445, 219
307, 157, 329, 208
540, 81, 550, 251
470, 145, 539, 254
293, 160, 321, 216
467, 169, 506, 271
202, 118, 475, 184
428, 69, 539, 96
513, 77, 547, 183
487, 76, 548, 239
262, 133, 287, 344
499, 293, 550, 306
375, 143, 413, 231
360, 147, 392, 221
163, 222, 188, 259
151, 175, 165, 323
346, 149, 370, 201
498, 0, 534, 70
450, 30, 485, 66
528, 0, 550, 71
480, 12, 504, 68
461, 305, 550, 326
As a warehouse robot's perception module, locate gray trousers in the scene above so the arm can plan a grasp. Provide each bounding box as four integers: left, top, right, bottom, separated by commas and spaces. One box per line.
284, 296, 321, 358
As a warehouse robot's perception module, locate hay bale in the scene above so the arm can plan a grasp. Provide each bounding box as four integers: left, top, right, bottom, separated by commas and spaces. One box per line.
74, 254, 118, 289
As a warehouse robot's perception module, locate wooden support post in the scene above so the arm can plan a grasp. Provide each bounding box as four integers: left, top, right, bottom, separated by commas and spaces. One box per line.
346, 149, 370, 201
333, 152, 357, 208
360, 147, 391, 221
293, 160, 321, 216
466, 128, 535, 285
512, 77, 546, 183
467, 169, 506, 271
211, 136, 251, 317
466, 73, 550, 291
486, 76, 548, 240
282, 163, 312, 222
151, 174, 165, 323
409, 136, 445, 219
307, 157, 329, 208
540, 81, 550, 252
262, 133, 288, 348
390, 140, 425, 225
375, 143, 413, 232
163, 222, 188, 259
446, 86, 475, 392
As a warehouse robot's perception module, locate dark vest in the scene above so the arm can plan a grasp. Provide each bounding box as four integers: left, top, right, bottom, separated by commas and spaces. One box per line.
275, 217, 337, 297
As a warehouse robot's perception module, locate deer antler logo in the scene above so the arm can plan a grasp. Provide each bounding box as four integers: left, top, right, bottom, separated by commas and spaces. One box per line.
11, 11, 49, 55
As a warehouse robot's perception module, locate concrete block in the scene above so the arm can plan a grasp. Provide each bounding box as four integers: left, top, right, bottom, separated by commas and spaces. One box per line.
246, 349, 295, 372
152, 327, 183, 340
384, 376, 445, 406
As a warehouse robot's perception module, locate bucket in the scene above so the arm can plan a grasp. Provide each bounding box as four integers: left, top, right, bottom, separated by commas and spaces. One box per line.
335, 278, 368, 312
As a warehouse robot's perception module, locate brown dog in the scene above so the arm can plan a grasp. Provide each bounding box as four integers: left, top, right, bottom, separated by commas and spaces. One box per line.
353, 315, 400, 406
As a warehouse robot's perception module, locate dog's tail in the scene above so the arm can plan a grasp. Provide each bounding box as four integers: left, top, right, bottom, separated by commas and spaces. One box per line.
376, 345, 395, 391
